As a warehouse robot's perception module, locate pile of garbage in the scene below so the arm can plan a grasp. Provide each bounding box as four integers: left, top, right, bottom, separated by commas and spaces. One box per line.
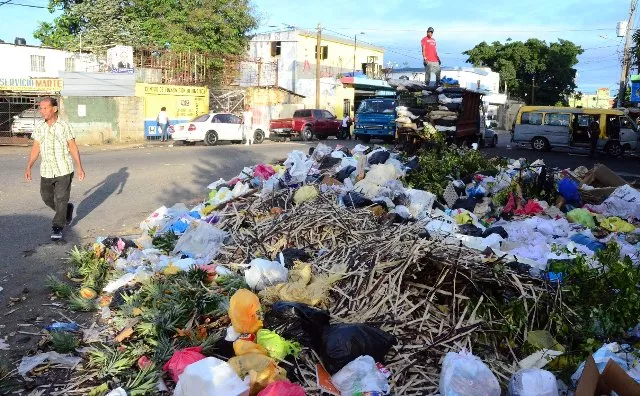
9, 142, 640, 395
387, 79, 480, 143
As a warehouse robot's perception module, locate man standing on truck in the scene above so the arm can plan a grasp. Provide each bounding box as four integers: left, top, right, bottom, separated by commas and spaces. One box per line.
421, 27, 441, 86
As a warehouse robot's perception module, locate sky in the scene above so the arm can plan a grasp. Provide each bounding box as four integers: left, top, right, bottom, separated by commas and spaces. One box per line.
0, 0, 634, 95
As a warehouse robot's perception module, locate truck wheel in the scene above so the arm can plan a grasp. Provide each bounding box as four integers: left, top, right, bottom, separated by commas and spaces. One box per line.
253, 129, 265, 144
204, 130, 218, 146
302, 126, 313, 141
605, 141, 623, 157
360, 135, 371, 143
531, 137, 549, 152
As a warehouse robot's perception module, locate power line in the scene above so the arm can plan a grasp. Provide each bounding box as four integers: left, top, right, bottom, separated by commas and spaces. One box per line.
0, 1, 46, 8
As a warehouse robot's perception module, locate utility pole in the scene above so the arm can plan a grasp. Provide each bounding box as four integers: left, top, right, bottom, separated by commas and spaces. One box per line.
531, 76, 535, 105
618, 0, 636, 108
316, 23, 322, 108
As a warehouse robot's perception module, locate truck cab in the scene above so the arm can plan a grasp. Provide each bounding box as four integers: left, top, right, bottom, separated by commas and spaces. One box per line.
354, 98, 397, 143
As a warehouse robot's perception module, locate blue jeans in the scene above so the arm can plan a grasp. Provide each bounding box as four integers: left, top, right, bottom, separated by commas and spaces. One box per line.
159, 123, 169, 141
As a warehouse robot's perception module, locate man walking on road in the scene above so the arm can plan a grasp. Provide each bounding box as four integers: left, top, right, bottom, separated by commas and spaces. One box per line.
421, 27, 441, 86
588, 119, 600, 158
25, 97, 85, 240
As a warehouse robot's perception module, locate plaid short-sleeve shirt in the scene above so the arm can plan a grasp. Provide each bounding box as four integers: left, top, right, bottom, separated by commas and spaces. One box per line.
33, 119, 76, 178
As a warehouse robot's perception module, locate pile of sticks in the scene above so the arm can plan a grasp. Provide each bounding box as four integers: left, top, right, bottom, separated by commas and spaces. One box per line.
216, 190, 553, 394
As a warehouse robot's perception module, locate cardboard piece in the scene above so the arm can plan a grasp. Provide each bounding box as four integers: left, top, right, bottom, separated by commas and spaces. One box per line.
321, 176, 343, 187
581, 164, 627, 188
575, 355, 640, 396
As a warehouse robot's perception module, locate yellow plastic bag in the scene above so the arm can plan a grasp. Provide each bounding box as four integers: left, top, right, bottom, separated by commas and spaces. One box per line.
256, 329, 301, 361
293, 185, 318, 205
228, 289, 263, 334
228, 353, 287, 395
258, 264, 342, 308
454, 212, 473, 225
600, 217, 635, 233
233, 339, 268, 356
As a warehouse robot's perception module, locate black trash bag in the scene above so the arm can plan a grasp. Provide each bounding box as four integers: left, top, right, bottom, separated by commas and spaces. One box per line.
343, 191, 373, 208
482, 226, 508, 239
318, 156, 342, 170
506, 261, 532, 275
404, 157, 420, 172
458, 224, 483, 237
318, 323, 397, 374
393, 193, 411, 207
278, 248, 311, 268
263, 302, 330, 348
368, 150, 390, 165
214, 338, 236, 359
452, 197, 477, 212
336, 166, 356, 182
308, 147, 315, 156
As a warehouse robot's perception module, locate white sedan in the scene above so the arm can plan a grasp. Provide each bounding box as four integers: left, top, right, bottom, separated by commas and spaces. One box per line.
171, 113, 268, 145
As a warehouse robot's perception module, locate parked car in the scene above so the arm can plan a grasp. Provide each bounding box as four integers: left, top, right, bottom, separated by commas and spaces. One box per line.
11, 108, 42, 137
171, 113, 268, 146
269, 109, 341, 140
479, 120, 499, 148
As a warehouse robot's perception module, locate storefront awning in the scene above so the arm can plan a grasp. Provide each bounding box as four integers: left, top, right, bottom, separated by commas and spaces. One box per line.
340, 77, 395, 91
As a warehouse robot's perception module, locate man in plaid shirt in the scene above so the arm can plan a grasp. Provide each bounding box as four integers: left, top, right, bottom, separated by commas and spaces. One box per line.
24, 97, 85, 240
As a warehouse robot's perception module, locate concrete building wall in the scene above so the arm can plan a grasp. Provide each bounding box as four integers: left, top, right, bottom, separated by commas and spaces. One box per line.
245, 86, 305, 130
59, 96, 144, 144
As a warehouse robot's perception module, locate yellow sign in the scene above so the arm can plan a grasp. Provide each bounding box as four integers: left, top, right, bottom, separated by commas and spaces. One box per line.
0, 78, 63, 92
140, 84, 207, 96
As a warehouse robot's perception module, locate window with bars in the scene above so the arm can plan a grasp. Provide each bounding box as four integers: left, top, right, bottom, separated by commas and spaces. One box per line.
64, 57, 75, 72
30, 55, 45, 72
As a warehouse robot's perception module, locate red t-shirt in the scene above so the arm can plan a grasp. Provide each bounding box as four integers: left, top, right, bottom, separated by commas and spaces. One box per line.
421, 36, 438, 62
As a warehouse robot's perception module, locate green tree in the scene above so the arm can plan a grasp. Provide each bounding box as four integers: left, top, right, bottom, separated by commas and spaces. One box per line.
464, 39, 583, 105
34, 0, 258, 55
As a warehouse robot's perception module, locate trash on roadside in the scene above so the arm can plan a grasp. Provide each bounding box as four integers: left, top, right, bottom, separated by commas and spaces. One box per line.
507, 368, 558, 396
439, 350, 500, 396
331, 355, 391, 396
162, 346, 206, 382
18, 351, 82, 377
229, 289, 263, 334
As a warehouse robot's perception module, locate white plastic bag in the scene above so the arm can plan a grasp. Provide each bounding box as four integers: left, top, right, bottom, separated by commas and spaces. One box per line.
406, 189, 436, 219
508, 368, 558, 396
140, 203, 189, 232
106, 388, 127, 396
354, 164, 401, 198
172, 222, 228, 264
18, 352, 82, 377
331, 355, 390, 396
284, 150, 313, 184
439, 350, 500, 396
103, 272, 136, 293
312, 143, 333, 161
244, 258, 288, 291
174, 357, 250, 396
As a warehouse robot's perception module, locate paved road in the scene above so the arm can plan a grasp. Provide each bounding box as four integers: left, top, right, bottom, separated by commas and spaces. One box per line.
0, 140, 328, 360
1, 134, 639, 360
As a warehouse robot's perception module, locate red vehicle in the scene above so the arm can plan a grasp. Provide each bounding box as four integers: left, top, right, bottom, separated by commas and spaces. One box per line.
269, 109, 341, 140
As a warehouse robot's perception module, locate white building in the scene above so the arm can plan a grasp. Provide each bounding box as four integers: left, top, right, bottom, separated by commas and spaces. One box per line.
0, 39, 101, 80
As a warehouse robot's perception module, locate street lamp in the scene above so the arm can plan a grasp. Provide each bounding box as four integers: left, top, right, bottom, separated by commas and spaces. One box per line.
354, 32, 365, 75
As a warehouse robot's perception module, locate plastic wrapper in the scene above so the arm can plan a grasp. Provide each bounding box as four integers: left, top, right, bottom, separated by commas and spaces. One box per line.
229, 289, 263, 334
331, 355, 391, 395
439, 350, 500, 396
244, 259, 288, 291
174, 357, 250, 396
172, 221, 227, 264
228, 353, 287, 395
507, 368, 558, 396
162, 346, 206, 382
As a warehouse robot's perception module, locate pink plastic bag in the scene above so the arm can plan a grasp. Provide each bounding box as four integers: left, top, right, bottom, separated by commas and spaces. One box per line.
254, 164, 276, 181
515, 200, 543, 216
257, 380, 306, 396
162, 346, 206, 382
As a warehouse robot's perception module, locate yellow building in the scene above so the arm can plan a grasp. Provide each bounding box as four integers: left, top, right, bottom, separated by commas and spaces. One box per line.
247, 29, 386, 118
568, 88, 614, 109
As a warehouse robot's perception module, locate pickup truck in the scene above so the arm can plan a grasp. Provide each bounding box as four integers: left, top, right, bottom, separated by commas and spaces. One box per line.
269, 109, 341, 140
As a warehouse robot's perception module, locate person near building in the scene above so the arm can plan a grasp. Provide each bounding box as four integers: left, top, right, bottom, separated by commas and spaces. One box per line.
157, 107, 170, 142
588, 119, 600, 158
24, 97, 85, 240
242, 105, 253, 145
340, 114, 352, 140
421, 27, 441, 86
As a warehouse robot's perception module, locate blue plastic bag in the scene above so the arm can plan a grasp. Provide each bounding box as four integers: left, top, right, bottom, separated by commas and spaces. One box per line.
558, 178, 580, 203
